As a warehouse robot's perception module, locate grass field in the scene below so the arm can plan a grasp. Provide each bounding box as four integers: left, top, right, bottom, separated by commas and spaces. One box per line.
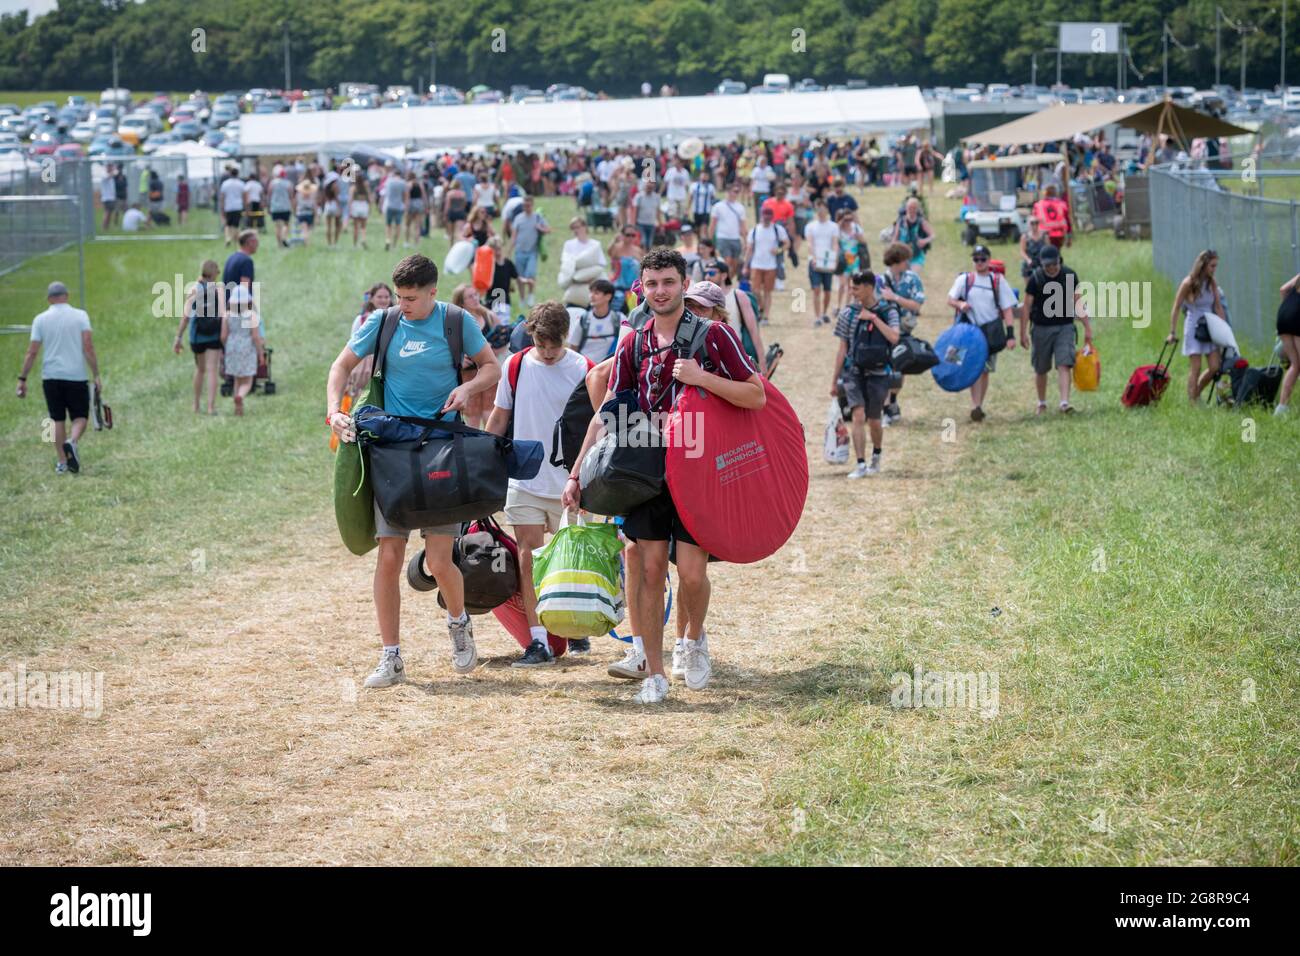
1, 181, 1296, 865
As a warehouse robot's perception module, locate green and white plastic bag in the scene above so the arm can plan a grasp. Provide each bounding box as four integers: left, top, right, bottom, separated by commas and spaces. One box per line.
532, 512, 625, 638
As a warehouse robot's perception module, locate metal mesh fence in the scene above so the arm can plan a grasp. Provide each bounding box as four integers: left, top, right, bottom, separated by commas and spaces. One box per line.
1150, 165, 1300, 354
0, 195, 86, 315
0, 158, 95, 236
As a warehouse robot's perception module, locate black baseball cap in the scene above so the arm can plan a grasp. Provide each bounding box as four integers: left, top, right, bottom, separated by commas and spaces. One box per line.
1038, 245, 1060, 264
972, 244, 991, 258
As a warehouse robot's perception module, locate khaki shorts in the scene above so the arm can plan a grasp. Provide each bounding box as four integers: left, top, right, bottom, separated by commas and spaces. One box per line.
1031, 323, 1076, 375
373, 501, 461, 540
504, 486, 564, 533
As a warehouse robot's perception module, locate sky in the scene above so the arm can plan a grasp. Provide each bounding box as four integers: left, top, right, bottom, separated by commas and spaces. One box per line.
0, 0, 59, 16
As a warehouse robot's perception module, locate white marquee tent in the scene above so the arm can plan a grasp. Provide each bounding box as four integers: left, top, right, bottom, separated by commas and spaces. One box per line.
240, 87, 930, 156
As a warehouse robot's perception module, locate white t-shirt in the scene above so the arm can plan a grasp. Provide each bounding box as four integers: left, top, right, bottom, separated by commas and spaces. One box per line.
100, 176, 116, 202
220, 177, 246, 212
664, 166, 690, 201
473, 182, 497, 209
562, 236, 607, 267
30, 303, 91, 381
804, 218, 839, 272
244, 179, 264, 204
947, 271, 1017, 326
596, 159, 615, 183
494, 348, 592, 499
501, 194, 524, 228
747, 223, 789, 270
711, 200, 746, 240
121, 207, 146, 231
751, 164, 775, 195
568, 307, 621, 364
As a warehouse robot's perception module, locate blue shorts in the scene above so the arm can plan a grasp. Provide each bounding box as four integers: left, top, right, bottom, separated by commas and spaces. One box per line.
809, 267, 833, 292
515, 249, 538, 278
385, 208, 404, 226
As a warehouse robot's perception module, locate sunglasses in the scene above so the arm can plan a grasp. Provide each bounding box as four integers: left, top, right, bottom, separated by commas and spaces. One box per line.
972, 257, 989, 263
704, 269, 720, 277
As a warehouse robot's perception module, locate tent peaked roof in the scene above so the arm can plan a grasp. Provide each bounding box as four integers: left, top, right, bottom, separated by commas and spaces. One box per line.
964, 101, 1251, 147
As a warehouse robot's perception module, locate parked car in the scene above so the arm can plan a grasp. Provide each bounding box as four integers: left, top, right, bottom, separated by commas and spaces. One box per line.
69, 121, 97, 144
119, 113, 160, 141
290, 99, 317, 113
172, 119, 204, 140
53, 143, 85, 162
142, 130, 183, 154
714, 79, 747, 95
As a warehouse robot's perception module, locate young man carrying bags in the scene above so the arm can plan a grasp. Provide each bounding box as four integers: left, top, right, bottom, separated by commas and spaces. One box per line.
561, 249, 764, 705
829, 271, 901, 478
486, 303, 595, 667
326, 255, 500, 689
1019, 244, 1092, 415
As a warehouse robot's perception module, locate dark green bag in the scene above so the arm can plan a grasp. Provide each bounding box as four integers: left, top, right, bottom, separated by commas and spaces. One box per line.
333, 305, 465, 555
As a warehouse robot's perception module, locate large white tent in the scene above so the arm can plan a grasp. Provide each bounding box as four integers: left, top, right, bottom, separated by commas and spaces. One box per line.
240, 88, 930, 156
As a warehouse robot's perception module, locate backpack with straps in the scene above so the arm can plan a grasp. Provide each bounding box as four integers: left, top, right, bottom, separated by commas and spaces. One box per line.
846, 304, 893, 373
370, 302, 468, 395
956, 271, 1008, 355
504, 346, 596, 471
631, 309, 714, 404
575, 308, 625, 357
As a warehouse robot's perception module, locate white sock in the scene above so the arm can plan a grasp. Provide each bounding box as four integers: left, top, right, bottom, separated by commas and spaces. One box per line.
529, 625, 548, 647
632, 635, 644, 656
382, 645, 400, 658
448, 611, 468, 625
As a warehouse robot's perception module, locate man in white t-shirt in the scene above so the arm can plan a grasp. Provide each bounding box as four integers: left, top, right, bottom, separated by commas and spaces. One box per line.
663, 157, 691, 221
709, 183, 747, 277
750, 157, 776, 216
803, 201, 839, 326
568, 279, 625, 363
946, 244, 1019, 422
121, 204, 149, 232
219, 171, 248, 246
486, 302, 596, 666
744, 206, 789, 319
561, 216, 607, 268
16, 281, 101, 474
244, 173, 265, 233
99, 169, 118, 231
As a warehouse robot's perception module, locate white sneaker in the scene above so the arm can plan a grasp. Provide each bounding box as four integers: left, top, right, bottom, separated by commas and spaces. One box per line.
775, 278, 785, 291
683, 633, 712, 690
1275, 404, 1290, 416
363, 653, 405, 688
447, 616, 478, 673
864, 454, 881, 476
671, 639, 687, 679
633, 673, 670, 704
608, 645, 649, 680
847, 462, 870, 479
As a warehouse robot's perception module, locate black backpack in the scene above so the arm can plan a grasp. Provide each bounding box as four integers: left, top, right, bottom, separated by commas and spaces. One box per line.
551, 379, 597, 472
848, 304, 892, 373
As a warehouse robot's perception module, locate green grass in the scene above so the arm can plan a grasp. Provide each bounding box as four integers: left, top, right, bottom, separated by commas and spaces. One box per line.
760, 233, 1300, 865
0, 196, 581, 644
0, 91, 189, 109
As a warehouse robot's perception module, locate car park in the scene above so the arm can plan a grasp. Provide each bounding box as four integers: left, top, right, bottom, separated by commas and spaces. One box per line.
142, 130, 183, 154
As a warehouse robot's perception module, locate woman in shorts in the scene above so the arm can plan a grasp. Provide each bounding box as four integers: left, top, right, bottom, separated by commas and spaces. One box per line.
1275, 272, 1300, 415
405, 172, 426, 246
174, 258, 226, 415
295, 174, 318, 245
349, 176, 370, 248
322, 176, 342, 247
443, 176, 469, 242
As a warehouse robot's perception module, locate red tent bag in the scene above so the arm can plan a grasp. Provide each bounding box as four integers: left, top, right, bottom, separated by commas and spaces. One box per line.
663, 379, 808, 563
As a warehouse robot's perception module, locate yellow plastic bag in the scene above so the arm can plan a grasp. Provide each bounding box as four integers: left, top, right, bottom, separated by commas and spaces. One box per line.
1074, 344, 1100, 391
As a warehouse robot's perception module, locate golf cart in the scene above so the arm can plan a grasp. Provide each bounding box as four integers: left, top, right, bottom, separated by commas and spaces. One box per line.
961, 152, 1064, 246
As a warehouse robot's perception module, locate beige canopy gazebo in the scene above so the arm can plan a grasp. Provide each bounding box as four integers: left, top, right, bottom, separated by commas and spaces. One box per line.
963, 100, 1251, 149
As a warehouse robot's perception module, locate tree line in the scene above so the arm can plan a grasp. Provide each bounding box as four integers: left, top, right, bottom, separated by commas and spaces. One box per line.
0, 0, 1292, 97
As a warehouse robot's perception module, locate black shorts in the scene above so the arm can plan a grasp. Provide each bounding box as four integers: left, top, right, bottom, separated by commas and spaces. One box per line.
224, 211, 242, 227
693, 212, 711, 231
191, 340, 222, 354
621, 485, 698, 547
271, 210, 290, 222
904, 165, 918, 176
249, 202, 262, 214
841, 372, 891, 420
42, 378, 90, 422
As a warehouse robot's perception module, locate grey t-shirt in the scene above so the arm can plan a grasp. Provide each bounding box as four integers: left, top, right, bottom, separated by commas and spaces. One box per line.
511, 211, 547, 252
268, 177, 293, 213
382, 175, 407, 211
635, 190, 660, 226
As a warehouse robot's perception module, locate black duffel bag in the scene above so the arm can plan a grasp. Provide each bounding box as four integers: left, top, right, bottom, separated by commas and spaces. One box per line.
407, 516, 519, 614
579, 403, 665, 517
891, 335, 939, 375
367, 417, 511, 530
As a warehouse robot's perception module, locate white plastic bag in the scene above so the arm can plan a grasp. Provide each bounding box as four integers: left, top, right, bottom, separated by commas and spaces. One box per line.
823, 399, 849, 465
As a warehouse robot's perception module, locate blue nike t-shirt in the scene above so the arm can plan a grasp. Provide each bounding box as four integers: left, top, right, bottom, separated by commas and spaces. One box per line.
347, 303, 487, 420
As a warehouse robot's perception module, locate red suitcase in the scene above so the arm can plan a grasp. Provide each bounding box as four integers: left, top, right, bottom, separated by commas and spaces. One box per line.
1122, 340, 1176, 408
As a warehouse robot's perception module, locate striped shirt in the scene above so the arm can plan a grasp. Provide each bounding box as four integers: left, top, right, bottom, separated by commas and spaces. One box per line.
691, 181, 716, 217
609, 313, 757, 414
